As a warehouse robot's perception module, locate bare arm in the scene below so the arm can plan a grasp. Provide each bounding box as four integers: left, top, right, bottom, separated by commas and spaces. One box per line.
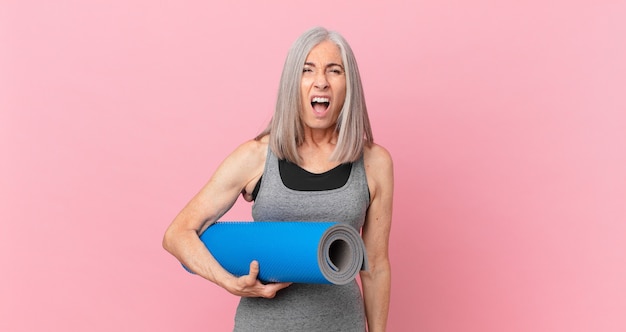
361, 144, 394, 332
162, 138, 290, 298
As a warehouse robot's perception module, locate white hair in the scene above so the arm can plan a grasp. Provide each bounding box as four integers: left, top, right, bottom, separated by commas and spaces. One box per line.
257, 26, 373, 164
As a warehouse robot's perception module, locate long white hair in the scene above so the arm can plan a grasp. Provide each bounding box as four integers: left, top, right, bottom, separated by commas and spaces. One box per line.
257, 26, 373, 164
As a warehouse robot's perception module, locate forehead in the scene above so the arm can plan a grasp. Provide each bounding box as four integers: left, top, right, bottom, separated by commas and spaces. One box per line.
305, 40, 343, 64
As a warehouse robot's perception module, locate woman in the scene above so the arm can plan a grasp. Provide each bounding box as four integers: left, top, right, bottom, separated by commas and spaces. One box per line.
163, 26, 393, 332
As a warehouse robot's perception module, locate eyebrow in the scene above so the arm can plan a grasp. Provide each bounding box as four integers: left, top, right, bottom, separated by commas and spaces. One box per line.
304, 62, 344, 69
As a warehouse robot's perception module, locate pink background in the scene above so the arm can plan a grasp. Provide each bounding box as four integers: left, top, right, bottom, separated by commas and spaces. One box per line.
2, 1, 625, 331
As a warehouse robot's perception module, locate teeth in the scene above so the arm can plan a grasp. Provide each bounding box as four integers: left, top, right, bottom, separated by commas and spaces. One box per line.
312, 97, 329, 103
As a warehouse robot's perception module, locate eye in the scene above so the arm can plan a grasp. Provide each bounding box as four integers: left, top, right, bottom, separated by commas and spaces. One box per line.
303, 67, 313, 73
328, 67, 344, 74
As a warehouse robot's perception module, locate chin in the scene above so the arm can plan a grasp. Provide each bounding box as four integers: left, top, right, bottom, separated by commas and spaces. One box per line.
304, 120, 338, 131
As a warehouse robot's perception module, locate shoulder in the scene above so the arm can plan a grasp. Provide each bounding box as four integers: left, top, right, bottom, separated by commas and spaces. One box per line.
215, 136, 268, 183
363, 143, 393, 172
362, 143, 394, 199
229, 136, 269, 201
229, 135, 269, 164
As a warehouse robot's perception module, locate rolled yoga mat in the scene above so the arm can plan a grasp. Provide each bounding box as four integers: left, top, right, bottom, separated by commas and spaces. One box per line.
187, 221, 368, 285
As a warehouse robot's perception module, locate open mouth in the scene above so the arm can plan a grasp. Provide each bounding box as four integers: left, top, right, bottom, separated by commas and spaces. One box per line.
311, 97, 330, 114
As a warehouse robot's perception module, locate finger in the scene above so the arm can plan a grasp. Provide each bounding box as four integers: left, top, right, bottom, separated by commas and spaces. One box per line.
242, 260, 259, 286
248, 260, 259, 278
262, 282, 292, 299
273, 282, 292, 291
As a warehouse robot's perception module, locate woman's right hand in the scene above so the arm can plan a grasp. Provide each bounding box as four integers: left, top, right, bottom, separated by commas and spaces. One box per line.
225, 260, 292, 298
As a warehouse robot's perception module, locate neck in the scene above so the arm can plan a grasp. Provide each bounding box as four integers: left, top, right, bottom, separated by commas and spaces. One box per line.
298, 127, 340, 172
302, 126, 337, 148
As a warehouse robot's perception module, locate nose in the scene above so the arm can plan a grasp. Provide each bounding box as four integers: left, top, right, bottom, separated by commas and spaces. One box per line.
314, 72, 329, 90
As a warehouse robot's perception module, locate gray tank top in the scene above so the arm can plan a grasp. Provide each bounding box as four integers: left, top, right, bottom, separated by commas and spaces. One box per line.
252, 148, 370, 230
233, 147, 370, 332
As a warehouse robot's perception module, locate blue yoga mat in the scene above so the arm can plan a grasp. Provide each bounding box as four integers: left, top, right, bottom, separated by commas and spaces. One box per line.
187, 221, 368, 285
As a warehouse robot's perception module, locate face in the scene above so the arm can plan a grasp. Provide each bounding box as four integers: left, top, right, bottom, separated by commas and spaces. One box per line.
300, 40, 347, 131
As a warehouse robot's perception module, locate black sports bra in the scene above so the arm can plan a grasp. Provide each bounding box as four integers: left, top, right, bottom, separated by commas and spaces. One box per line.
251, 159, 352, 200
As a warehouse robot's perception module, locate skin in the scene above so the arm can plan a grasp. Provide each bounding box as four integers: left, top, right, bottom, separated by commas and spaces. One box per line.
163, 40, 393, 331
